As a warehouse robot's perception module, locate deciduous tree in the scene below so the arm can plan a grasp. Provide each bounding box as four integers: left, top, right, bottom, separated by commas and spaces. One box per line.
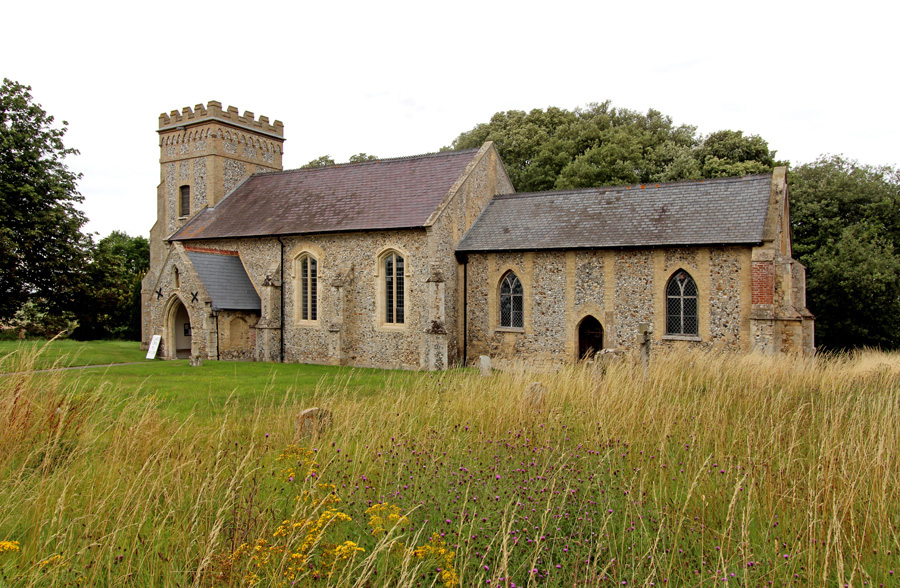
0, 78, 90, 321
788, 156, 900, 349
448, 101, 777, 192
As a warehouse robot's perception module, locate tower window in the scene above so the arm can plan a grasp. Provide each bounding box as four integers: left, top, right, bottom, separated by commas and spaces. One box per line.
180, 185, 190, 217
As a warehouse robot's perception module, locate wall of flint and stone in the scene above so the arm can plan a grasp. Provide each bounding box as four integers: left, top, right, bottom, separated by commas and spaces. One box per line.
192, 231, 432, 369
144, 107, 284, 349
465, 246, 750, 366
424, 144, 515, 365
145, 245, 212, 359
152, 144, 514, 369
217, 310, 259, 361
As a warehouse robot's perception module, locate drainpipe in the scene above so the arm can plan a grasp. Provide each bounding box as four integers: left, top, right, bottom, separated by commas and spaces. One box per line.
458, 253, 468, 367
278, 237, 285, 363
214, 310, 220, 361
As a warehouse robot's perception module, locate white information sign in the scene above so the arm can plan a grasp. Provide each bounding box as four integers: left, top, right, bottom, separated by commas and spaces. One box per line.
146, 335, 161, 359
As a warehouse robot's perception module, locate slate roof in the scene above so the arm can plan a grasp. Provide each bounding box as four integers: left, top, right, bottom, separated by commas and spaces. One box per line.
172, 149, 481, 240
185, 250, 261, 311
456, 174, 774, 252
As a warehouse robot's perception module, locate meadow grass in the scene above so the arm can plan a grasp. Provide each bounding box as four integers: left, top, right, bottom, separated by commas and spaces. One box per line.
0, 346, 898, 587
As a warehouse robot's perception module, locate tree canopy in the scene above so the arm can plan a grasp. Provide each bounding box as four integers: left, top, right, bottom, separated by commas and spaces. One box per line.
302, 153, 379, 168
70, 231, 149, 340
448, 102, 779, 192
0, 78, 90, 321
788, 156, 900, 350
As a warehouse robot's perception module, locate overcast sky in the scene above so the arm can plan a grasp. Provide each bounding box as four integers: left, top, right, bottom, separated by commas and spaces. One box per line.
6, 0, 898, 239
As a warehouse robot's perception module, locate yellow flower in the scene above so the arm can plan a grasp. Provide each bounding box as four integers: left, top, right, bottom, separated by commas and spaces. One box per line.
0, 541, 19, 555
330, 540, 364, 561
413, 534, 458, 588
365, 503, 408, 535
39, 554, 62, 567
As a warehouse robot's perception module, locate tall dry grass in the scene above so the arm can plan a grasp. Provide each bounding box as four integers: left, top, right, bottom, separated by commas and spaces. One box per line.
0, 347, 898, 587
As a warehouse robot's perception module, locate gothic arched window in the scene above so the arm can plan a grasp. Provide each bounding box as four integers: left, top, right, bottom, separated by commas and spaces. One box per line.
383, 251, 405, 324
499, 271, 524, 329
297, 254, 318, 321
666, 270, 698, 335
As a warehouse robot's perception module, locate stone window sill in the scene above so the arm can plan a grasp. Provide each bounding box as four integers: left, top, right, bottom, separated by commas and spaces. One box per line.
494, 327, 525, 334
295, 319, 319, 328
662, 334, 702, 342
377, 323, 408, 333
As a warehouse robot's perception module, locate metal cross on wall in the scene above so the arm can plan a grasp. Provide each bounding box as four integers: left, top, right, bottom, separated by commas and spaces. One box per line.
156, 288, 163, 299
191, 291, 199, 303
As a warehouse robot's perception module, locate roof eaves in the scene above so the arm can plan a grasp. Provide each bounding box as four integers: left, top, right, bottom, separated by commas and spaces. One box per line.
456, 240, 764, 254
174, 225, 428, 242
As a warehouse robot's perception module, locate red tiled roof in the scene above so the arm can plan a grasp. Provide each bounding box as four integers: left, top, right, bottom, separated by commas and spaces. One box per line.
171, 149, 480, 240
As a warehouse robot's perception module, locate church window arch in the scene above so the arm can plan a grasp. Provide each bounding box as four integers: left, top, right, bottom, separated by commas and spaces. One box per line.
295, 253, 318, 322
381, 250, 405, 325
666, 269, 698, 336
499, 271, 524, 329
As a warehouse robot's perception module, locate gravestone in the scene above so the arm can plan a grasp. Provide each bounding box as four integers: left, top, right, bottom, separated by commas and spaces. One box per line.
296, 407, 333, 437
479, 355, 492, 377
524, 381, 546, 408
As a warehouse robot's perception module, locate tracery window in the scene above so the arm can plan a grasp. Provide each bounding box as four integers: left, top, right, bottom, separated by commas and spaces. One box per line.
298, 255, 318, 321
499, 271, 524, 329
666, 270, 698, 335
383, 252, 404, 324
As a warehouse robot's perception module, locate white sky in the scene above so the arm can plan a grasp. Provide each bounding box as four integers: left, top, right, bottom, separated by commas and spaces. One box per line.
6, 0, 898, 239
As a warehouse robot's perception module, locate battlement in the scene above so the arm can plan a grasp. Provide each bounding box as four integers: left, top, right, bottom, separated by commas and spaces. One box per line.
158, 101, 284, 137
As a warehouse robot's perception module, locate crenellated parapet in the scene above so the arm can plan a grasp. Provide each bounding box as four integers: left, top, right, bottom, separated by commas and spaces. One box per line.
158, 100, 284, 138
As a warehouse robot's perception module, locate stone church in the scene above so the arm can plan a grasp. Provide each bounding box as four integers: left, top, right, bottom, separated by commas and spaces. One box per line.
141, 101, 814, 369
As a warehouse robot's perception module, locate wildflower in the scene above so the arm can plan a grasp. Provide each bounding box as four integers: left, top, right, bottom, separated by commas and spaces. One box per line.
0, 541, 19, 555
39, 554, 62, 567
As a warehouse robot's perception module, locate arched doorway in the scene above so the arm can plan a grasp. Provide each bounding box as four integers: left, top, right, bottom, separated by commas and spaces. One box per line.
167, 298, 193, 359
577, 316, 603, 360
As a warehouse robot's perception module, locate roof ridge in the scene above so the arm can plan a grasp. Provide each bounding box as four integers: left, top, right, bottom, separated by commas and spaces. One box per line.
492, 173, 773, 200
259, 148, 482, 177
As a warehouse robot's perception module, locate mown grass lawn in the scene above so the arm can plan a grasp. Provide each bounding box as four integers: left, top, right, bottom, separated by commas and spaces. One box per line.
0, 339, 148, 371
2, 340, 425, 420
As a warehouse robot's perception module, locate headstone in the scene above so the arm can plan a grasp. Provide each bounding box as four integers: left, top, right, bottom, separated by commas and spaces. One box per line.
295, 407, 333, 437
189, 354, 203, 367
479, 355, 492, 377
146, 335, 161, 359
524, 382, 546, 408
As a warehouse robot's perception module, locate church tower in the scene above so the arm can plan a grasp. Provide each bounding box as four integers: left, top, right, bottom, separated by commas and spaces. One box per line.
142, 101, 284, 347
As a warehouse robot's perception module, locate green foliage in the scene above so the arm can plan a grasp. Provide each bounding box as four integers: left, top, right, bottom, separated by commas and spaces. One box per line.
70, 231, 149, 340
449, 101, 776, 192
0, 78, 90, 321
302, 155, 335, 168
695, 129, 779, 177
348, 152, 378, 163
788, 156, 900, 349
